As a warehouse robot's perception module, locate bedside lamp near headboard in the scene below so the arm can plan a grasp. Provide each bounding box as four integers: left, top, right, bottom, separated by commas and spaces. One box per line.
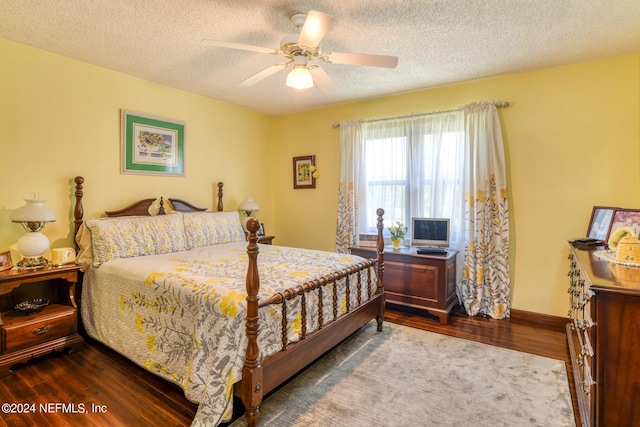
10, 193, 56, 268
238, 197, 259, 232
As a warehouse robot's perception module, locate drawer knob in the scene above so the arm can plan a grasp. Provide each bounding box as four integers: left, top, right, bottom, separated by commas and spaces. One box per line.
32, 325, 52, 335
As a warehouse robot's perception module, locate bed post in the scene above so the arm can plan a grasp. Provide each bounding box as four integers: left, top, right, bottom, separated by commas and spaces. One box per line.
216, 182, 224, 212
242, 217, 263, 427
74, 176, 84, 249
376, 208, 385, 331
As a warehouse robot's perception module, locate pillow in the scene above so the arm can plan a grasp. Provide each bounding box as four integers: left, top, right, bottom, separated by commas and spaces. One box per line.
75, 223, 94, 270
182, 211, 246, 248
85, 213, 188, 267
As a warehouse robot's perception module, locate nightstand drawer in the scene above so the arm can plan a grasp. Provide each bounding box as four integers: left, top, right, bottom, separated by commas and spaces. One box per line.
2, 305, 76, 353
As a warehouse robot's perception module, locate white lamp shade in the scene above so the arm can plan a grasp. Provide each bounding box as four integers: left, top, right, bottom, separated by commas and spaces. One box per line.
10, 198, 56, 223
286, 67, 313, 89
238, 198, 259, 213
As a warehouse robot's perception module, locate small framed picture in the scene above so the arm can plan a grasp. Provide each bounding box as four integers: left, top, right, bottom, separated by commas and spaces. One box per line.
293, 155, 316, 189
609, 209, 640, 239
258, 222, 266, 237
586, 206, 619, 242
0, 251, 13, 272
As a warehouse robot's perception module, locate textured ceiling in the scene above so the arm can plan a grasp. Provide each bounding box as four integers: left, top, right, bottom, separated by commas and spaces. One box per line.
1, 1, 639, 116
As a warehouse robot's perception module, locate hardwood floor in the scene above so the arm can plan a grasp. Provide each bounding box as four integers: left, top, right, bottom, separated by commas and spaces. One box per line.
0, 305, 578, 427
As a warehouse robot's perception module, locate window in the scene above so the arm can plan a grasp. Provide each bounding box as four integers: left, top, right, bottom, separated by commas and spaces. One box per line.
359, 113, 465, 244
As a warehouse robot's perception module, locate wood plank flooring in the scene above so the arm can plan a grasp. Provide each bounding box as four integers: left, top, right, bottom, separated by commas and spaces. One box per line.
0, 305, 578, 427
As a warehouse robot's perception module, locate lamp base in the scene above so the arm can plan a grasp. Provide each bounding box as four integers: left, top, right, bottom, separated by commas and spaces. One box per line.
16, 256, 51, 269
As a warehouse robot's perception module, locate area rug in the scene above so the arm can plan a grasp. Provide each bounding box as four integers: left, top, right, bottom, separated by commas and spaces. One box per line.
231, 321, 575, 427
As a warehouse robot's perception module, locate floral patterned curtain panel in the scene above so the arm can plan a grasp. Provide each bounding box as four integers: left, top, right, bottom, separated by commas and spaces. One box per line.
458, 101, 511, 319
336, 120, 364, 253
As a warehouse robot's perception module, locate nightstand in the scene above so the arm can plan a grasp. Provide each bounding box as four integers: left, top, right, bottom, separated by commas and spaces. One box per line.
258, 235, 275, 245
0, 264, 84, 376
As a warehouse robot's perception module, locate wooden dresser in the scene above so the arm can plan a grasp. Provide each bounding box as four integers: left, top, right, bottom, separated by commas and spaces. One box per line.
350, 246, 457, 324
567, 245, 640, 426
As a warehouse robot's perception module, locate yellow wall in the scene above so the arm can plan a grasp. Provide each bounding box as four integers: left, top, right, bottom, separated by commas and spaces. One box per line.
2, 36, 639, 317
0, 38, 273, 258
271, 53, 640, 317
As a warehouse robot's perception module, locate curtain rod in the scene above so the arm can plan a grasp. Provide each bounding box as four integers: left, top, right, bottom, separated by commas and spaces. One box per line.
331, 101, 510, 128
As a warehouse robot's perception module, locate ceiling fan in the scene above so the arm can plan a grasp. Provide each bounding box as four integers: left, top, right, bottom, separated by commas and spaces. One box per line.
201, 10, 398, 90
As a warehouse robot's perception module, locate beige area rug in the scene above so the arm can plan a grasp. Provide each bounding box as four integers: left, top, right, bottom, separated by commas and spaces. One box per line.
231, 321, 575, 427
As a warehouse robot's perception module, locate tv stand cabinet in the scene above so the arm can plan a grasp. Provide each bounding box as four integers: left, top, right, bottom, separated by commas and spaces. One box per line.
350, 246, 457, 324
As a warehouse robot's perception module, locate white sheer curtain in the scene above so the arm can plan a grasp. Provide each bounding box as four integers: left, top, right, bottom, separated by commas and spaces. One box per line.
361, 114, 466, 247
337, 111, 465, 253
459, 101, 510, 319
337, 101, 511, 319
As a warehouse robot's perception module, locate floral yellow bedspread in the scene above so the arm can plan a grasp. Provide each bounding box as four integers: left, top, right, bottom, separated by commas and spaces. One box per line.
81, 242, 377, 426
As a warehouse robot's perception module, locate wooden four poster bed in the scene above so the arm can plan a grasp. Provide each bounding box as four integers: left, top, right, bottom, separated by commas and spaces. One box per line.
72, 176, 385, 427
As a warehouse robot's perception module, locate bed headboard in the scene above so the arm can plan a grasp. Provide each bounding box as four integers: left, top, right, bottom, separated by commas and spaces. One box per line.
73, 176, 224, 238
104, 198, 207, 217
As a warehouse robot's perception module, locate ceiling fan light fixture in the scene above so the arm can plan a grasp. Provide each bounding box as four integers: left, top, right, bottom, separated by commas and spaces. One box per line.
286, 66, 313, 89
203, 9, 396, 91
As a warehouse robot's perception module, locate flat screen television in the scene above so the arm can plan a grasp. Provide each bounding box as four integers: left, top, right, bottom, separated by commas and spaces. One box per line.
411, 217, 450, 248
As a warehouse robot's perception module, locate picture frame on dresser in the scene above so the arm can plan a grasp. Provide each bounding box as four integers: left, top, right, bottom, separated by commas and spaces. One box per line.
586, 206, 619, 242
0, 251, 12, 272
257, 222, 265, 237
609, 208, 640, 240
121, 110, 186, 176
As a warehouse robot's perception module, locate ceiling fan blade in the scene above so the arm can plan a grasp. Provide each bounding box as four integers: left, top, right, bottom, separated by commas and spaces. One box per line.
201, 39, 276, 55
310, 67, 336, 91
325, 52, 399, 68
297, 10, 335, 48
239, 64, 287, 86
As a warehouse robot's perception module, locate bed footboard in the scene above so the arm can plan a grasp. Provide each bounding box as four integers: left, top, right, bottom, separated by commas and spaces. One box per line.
239, 209, 385, 427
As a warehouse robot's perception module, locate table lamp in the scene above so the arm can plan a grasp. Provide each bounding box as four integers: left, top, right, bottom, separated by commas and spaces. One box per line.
238, 197, 259, 231
10, 194, 56, 268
